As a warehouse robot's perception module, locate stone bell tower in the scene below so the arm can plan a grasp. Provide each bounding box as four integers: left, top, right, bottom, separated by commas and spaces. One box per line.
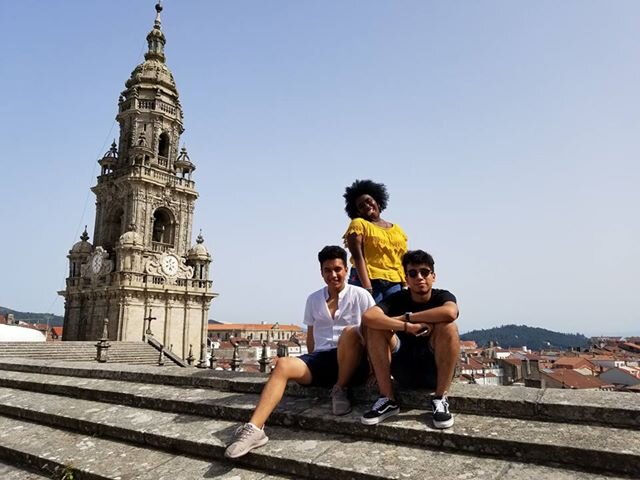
60, 3, 217, 359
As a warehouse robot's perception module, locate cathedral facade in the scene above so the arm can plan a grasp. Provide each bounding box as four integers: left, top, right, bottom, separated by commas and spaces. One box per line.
60, 4, 216, 359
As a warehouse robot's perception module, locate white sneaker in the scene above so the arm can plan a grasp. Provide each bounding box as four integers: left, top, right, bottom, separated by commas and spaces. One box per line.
224, 423, 269, 458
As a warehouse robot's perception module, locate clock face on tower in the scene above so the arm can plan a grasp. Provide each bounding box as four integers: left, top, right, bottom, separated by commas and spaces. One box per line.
161, 254, 179, 276
91, 254, 103, 274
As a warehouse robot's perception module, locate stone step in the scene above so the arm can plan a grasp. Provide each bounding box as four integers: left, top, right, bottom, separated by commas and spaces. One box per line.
0, 341, 153, 345
0, 416, 292, 480
0, 460, 50, 479
0, 343, 181, 366
0, 387, 629, 480
1, 358, 637, 429
0, 374, 638, 477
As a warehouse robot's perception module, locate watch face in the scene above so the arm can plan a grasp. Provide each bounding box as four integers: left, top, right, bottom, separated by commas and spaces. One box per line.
161, 255, 179, 276
92, 254, 103, 274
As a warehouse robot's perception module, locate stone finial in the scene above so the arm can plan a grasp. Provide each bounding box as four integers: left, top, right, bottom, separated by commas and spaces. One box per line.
258, 341, 270, 373
95, 318, 111, 363
80, 226, 89, 242
101, 318, 109, 341
155, 1, 163, 27
157, 348, 165, 366
145, 1, 166, 62
186, 344, 195, 365
231, 343, 241, 371
208, 343, 217, 369
197, 343, 208, 368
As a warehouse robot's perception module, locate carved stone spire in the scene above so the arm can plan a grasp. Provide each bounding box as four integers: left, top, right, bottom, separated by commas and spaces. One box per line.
145, 2, 166, 62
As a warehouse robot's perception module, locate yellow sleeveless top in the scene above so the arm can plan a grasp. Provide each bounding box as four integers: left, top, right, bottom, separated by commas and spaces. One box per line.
343, 218, 408, 283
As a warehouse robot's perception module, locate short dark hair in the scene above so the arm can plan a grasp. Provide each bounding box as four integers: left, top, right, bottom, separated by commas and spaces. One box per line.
318, 245, 347, 267
402, 250, 435, 272
343, 179, 389, 219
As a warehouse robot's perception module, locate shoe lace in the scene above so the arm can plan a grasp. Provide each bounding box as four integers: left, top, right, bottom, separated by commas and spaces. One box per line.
432, 397, 449, 414
372, 396, 390, 410
331, 385, 344, 396
235, 423, 256, 441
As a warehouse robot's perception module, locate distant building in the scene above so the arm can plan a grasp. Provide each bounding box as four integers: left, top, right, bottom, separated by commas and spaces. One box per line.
551, 356, 597, 376
459, 340, 478, 351
208, 323, 303, 343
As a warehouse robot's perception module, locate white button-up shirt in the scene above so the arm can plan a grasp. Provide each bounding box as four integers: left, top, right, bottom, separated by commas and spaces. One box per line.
303, 284, 375, 352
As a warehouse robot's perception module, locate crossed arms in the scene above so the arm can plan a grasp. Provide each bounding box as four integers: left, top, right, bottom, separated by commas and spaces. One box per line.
362, 302, 458, 335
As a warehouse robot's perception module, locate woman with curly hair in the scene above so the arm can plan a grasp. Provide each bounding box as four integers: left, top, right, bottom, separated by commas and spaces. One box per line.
342, 179, 408, 302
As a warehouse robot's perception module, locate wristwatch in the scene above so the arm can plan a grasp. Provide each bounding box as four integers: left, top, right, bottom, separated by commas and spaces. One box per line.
404, 312, 412, 323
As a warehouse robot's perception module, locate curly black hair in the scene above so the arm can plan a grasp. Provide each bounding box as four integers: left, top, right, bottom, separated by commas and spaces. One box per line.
343, 179, 389, 219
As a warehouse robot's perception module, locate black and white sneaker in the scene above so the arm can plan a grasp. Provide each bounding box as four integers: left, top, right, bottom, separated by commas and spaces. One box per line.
361, 397, 399, 425
431, 395, 454, 429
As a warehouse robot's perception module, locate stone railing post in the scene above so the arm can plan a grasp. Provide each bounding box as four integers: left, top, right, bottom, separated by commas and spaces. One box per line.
186, 344, 195, 366
231, 343, 241, 371
208, 342, 217, 369
95, 318, 111, 363
197, 343, 207, 369
157, 347, 165, 366
258, 341, 270, 373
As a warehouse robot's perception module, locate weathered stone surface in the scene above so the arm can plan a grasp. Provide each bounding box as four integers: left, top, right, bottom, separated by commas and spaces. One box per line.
0, 416, 290, 479
1, 367, 640, 477
1, 359, 638, 429
0, 384, 637, 478
0, 460, 49, 479
538, 388, 640, 428
442, 413, 640, 476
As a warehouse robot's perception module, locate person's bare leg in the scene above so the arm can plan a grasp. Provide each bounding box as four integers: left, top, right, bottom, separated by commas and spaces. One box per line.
430, 322, 460, 396
336, 326, 364, 387
249, 357, 312, 428
366, 328, 397, 399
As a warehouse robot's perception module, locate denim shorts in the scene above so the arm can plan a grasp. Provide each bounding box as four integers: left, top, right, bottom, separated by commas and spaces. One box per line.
298, 348, 369, 388
390, 332, 437, 389
348, 268, 402, 303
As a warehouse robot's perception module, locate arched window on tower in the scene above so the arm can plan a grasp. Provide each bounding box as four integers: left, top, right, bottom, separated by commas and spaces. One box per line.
158, 132, 170, 167
151, 208, 175, 249
105, 208, 124, 252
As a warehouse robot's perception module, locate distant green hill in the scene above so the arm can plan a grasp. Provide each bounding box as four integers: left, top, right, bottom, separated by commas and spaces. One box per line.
460, 324, 589, 351
0, 306, 63, 327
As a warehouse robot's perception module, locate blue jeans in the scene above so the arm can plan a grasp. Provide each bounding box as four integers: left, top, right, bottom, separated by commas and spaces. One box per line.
348, 268, 402, 303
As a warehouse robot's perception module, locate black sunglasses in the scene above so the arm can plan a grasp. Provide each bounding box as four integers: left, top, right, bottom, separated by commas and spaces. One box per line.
407, 268, 432, 279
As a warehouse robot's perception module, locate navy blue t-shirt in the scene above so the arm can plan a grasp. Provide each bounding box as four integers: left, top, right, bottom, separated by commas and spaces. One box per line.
377, 288, 457, 317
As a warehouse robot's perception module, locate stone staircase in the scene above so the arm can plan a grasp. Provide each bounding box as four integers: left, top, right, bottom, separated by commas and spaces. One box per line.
0, 358, 637, 480
0, 341, 174, 366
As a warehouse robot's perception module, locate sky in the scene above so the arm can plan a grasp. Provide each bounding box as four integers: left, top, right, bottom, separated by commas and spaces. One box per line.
1, 1, 639, 337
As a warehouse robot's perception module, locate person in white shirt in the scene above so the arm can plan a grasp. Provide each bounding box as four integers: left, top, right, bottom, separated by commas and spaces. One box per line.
225, 245, 375, 459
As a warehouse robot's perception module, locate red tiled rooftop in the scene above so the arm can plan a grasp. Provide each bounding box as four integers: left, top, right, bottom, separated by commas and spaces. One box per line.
543, 369, 605, 389
208, 323, 302, 332
553, 356, 595, 368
